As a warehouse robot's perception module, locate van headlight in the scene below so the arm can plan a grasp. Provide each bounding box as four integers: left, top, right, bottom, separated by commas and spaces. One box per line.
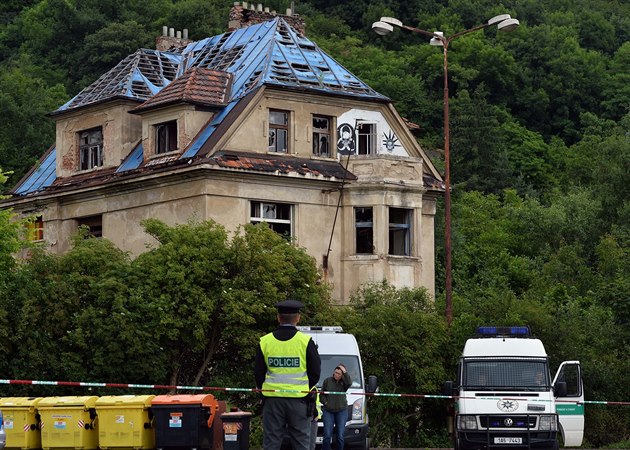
457, 415, 478, 430
538, 415, 558, 431
352, 398, 363, 420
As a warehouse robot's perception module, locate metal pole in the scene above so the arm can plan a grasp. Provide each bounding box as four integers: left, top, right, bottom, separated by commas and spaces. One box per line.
442, 42, 453, 328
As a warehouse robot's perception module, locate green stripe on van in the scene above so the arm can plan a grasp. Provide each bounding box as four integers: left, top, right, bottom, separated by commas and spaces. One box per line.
556, 403, 585, 415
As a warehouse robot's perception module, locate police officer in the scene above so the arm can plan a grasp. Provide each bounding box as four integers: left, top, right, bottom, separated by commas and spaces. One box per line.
255, 299, 321, 450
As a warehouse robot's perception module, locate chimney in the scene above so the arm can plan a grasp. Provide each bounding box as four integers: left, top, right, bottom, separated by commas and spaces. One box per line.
228, 1, 306, 35
156, 26, 193, 51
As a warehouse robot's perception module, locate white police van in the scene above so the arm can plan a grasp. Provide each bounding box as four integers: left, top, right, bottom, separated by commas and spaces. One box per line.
443, 326, 584, 450
298, 326, 377, 450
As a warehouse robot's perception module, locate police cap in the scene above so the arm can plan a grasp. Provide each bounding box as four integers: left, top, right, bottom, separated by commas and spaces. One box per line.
275, 299, 304, 314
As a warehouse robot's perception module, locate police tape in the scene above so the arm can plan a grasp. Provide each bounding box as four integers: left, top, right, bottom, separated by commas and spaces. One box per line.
1, 378, 628, 406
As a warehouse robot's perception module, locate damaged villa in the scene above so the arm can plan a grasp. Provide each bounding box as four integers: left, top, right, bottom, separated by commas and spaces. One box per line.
4, 2, 444, 303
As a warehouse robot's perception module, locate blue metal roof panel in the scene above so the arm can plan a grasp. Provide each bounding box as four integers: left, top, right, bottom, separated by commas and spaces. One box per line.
182, 100, 239, 158
116, 142, 145, 173
13, 147, 56, 195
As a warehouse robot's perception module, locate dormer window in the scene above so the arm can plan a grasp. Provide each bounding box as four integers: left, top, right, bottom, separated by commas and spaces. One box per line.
155, 120, 178, 154
79, 127, 103, 170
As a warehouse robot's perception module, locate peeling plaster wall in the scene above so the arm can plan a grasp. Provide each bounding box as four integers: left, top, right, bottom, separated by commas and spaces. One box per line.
137, 106, 214, 158
55, 103, 142, 178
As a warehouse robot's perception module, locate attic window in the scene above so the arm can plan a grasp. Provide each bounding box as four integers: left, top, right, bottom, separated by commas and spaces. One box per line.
155, 121, 178, 154
79, 127, 103, 171
313, 115, 332, 157
269, 110, 289, 153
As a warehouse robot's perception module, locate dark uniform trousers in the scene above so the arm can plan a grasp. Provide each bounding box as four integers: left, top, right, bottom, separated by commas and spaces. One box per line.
263, 397, 310, 450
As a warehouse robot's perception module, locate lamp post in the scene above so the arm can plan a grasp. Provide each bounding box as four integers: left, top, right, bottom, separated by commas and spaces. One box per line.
372, 15, 519, 327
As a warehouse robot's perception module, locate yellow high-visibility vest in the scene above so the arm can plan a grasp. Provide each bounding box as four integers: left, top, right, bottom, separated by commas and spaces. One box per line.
261, 331, 311, 397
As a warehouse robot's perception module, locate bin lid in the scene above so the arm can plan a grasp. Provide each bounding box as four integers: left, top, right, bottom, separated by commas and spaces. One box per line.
0, 397, 43, 407
95, 395, 155, 407
151, 394, 216, 408
37, 396, 99, 408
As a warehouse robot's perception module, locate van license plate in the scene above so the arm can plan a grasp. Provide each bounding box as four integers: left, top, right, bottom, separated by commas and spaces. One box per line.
494, 437, 522, 444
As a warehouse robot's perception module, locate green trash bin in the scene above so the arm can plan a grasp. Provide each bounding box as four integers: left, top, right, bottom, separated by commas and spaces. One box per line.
0, 397, 43, 450
38, 396, 99, 450
95, 395, 155, 450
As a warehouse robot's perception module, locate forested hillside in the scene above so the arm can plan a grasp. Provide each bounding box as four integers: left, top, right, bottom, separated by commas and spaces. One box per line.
1, 0, 629, 447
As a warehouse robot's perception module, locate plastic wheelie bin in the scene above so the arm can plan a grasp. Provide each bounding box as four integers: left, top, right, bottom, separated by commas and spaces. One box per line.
0, 397, 43, 450
220, 411, 252, 450
37, 396, 99, 450
151, 395, 219, 450
95, 395, 155, 450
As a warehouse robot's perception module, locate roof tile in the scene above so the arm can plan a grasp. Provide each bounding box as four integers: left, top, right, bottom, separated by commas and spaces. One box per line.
132, 67, 232, 113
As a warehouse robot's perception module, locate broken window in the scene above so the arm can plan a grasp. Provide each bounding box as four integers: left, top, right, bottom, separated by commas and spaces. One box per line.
389, 207, 412, 256
355, 207, 374, 254
357, 123, 376, 155
155, 120, 178, 154
313, 115, 332, 157
77, 215, 103, 238
26, 215, 44, 241
269, 110, 289, 153
251, 201, 292, 237
79, 127, 103, 170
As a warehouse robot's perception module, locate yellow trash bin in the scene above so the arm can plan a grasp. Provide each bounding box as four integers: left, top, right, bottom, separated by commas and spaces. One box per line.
37, 396, 99, 450
0, 397, 43, 450
95, 395, 155, 450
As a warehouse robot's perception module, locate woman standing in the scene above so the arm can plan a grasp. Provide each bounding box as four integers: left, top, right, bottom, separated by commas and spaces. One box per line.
321, 364, 352, 450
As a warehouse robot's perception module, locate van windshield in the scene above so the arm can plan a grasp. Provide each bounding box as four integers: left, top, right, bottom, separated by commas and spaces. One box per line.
463, 358, 550, 391
317, 355, 362, 389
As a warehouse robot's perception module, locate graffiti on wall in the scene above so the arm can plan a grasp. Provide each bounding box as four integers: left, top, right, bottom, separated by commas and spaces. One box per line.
336, 123, 356, 155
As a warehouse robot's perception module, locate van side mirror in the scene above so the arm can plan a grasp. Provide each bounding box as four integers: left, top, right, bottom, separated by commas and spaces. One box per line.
442, 380, 455, 397
366, 375, 378, 393
554, 381, 567, 397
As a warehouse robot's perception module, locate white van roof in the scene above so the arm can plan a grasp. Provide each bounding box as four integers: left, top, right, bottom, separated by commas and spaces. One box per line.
299, 327, 359, 356
463, 337, 547, 358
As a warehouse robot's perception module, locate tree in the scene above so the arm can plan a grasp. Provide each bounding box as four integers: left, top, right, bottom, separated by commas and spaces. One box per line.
343, 281, 450, 448
129, 219, 329, 388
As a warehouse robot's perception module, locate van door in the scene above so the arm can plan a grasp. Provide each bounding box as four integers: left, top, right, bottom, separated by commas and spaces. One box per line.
553, 361, 584, 447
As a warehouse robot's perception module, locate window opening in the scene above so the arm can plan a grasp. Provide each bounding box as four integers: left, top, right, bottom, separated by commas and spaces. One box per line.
155, 121, 178, 154
26, 216, 44, 241
251, 201, 293, 237
357, 123, 376, 155
269, 110, 289, 153
355, 207, 374, 254
77, 215, 103, 238
313, 115, 332, 157
79, 128, 103, 170
389, 208, 412, 256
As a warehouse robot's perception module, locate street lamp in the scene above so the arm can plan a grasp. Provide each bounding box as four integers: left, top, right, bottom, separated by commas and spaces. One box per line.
372, 14, 519, 327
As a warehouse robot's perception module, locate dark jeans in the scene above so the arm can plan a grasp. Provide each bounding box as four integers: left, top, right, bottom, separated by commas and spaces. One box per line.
322, 407, 348, 450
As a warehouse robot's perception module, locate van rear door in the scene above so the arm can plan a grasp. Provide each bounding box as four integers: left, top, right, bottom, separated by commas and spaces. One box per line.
553, 361, 584, 447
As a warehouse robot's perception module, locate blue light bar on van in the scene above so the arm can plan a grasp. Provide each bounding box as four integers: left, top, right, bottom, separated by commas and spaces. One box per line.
476, 326, 531, 337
